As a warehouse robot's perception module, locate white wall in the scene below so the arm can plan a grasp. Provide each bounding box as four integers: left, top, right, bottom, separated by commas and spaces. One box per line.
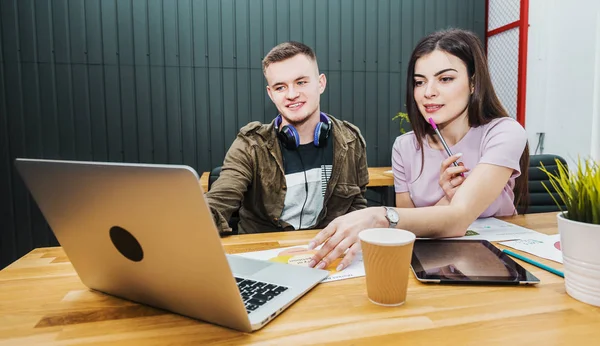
525, 0, 600, 164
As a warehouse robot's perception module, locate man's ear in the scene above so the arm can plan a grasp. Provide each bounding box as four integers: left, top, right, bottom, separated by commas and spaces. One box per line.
318, 73, 327, 94
266, 85, 274, 102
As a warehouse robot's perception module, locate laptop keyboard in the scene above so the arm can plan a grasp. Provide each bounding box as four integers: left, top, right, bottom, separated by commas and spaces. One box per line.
235, 277, 289, 314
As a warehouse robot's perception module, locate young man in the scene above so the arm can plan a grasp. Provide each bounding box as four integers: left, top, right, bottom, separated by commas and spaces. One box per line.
206, 41, 369, 234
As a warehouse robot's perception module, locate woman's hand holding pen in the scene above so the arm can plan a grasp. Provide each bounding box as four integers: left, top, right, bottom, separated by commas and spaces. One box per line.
439, 153, 469, 200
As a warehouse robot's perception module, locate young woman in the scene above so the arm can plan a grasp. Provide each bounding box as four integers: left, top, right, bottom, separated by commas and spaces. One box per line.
306, 28, 530, 272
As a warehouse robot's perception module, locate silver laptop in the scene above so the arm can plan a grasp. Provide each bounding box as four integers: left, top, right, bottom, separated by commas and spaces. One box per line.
14, 158, 328, 332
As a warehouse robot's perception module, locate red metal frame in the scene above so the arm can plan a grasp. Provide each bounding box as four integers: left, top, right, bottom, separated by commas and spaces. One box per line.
488, 21, 520, 37
485, 0, 530, 127
516, 0, 529, 127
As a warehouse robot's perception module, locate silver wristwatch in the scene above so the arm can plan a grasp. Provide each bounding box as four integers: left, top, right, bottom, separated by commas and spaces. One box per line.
384, 206, 399, 228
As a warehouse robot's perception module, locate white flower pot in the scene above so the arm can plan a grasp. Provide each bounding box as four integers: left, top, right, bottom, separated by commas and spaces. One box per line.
557, 212, 600, 307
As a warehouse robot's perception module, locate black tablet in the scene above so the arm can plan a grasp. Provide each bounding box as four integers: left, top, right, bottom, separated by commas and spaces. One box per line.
410, 239, 540, 285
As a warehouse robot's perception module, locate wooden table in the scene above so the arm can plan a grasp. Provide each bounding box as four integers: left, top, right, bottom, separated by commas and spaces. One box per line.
2, 213, 599, 345
200, 166, 394, 191
364, 166, 395, 187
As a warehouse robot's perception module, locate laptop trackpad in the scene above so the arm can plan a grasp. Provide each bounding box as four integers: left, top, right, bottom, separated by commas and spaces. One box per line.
227, 255, 272, 276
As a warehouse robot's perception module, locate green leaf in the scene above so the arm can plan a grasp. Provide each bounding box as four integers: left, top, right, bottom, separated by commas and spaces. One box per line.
392, 111, 410, 134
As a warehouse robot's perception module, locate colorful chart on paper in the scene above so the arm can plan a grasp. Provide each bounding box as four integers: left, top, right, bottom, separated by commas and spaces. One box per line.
234, 245, 365, 283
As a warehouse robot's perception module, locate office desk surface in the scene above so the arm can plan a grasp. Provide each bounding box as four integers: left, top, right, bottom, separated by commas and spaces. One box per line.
200, 166, 394, 191
1, 213, 599, 345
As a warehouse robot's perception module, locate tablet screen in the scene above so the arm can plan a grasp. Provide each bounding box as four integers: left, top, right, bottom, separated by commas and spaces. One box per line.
410, 240, 540, 284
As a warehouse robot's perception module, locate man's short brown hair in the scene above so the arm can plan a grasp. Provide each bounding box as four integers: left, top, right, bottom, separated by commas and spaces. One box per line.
262, 41, 317, 74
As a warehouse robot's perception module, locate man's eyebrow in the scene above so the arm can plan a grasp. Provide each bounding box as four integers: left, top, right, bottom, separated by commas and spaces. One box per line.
271, 76, 309, 87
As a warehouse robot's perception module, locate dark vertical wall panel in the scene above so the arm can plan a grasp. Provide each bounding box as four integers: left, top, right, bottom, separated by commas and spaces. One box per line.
235, 0, 250, 129
132, 0, 152, 163
72, 65, 92, 160
0, 0, 13, 267
446, 0, 458, 27
193, 0, 210, 167
457, 0, 469, 29
377, 0, 391, 165
436, 0, 448, 29
413, 1, 425, 47
69, 0, 87, 64
88, 65, 108, 161
401, 0, 413, 133
0, 1, 4, 64
4, 0, 34, 264
206, 0, 224, 163
35, 1, 51, 64
473, 0, 486, 37
261, 0, 276, 123
85, 0, 102, 65
54, 0, 76, 158
148, 0, 167, 163
117, 0, 138, 162
326, 0, 341, 119
289, 0, 302, 42
70, 1, 93, 161
301, 0, 316, 52
221, 0, 237, 145
17, 0, 35, 62
1, 0, 19, 267
352, 0, 366, 137
314, 0, 328, 114
192, 0, 207, 68
164, 0, 182, 163
364, 1, 377, 166
388, 0, 402, 166
424, 0, 437, 37
0, 0, 486, 269
248, 1, 265, 125
178, 0, 196, 168
340, 0, 353, 125
177, 0, 192, 67
275, 0, 288, 44
100, 0, 122, 162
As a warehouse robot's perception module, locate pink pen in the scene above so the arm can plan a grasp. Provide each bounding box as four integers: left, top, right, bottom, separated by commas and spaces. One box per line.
428, 117, 460, 169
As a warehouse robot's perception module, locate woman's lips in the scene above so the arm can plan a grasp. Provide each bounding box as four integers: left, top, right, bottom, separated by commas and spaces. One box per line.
424, 104, 443, 113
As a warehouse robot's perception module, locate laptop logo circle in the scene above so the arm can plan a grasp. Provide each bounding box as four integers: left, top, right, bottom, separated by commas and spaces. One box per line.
109, 226, 144, 262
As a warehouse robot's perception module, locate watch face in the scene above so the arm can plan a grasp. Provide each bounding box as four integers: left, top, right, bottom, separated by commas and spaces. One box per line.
387, 208, 399, 223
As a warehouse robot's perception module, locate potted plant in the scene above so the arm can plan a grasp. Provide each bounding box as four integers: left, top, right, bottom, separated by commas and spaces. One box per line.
540, 157, 600, 307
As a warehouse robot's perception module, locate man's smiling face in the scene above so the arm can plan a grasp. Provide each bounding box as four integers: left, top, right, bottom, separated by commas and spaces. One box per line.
265, 54, 326, 126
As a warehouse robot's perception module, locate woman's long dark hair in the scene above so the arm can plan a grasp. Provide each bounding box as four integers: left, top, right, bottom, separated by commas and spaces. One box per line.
405, 28, 529, 212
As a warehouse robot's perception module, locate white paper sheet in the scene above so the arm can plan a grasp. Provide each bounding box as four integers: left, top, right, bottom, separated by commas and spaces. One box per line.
500, 234, 563, 263
446, 217, 546, 242
234, 245, 365, 283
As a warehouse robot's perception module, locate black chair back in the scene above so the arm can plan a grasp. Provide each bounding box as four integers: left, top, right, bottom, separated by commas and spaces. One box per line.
525, 154, 568, 214
207, 166, 239, 234
208, 166, 223, 191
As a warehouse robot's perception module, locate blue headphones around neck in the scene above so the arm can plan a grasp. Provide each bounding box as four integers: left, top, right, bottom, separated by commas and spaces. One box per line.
274, 112, 332, 150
